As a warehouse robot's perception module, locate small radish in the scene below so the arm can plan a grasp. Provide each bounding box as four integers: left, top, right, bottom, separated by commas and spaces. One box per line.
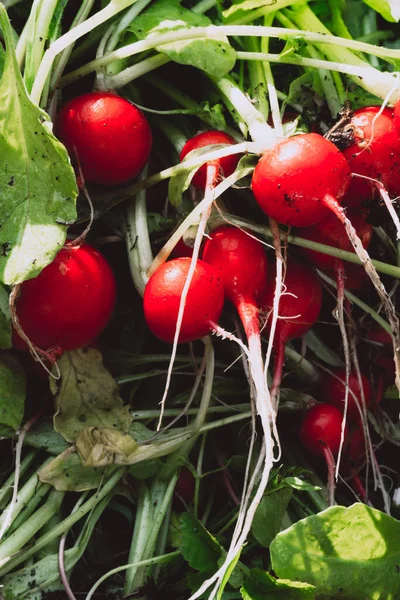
179, 131, 240, 189
13, 244, 116, 353
202, 226, 269, 415
56, 92, 152, 186
300, 403, 346, 457
251, 133, 351, 227
262, 258, 322, 403
300, 403, 346, 505
143, 257, 224, 344
174, 467, 196, 506
318, 368, 373, 424
340, 106, 400, 204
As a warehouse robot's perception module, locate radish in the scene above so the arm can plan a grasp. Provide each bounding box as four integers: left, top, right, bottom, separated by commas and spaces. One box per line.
251, 131, 400, 397
262, 258, 322, 404
251, 133, 351, 227
318, 368, 373, 425
143, 257, 224, 344
179, 131, 240, 190
12, 244, 116, 353
340, 106, 400, 204
300, 403, 346, 505
174, 467, 196, 507
56, 92, 152, 186
202, 226, 269, 420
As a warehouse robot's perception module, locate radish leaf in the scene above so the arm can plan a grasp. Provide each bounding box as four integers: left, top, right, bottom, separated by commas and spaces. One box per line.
251, 487, 292, 548
52, 348, 132, 443
0, 353, 25, 436
76, 427, 138, 467
361, 0, 400, 22
129, 0, 236, 78
180, 512, 222, 573
241, 569, 315, 599
0, 7, 77, 285
270, 503, 400, 598
0, 283, 11, 349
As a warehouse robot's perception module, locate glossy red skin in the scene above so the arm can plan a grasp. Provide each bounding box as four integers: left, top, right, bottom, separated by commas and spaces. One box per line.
251, 133, 351, 227
56, 92, 152, 186
297, 211, 372, 271
300, 403, 346, 457
143, 258, 224, 344
179, 131, 240, 189
262, 259, 322, 344
202, 226, 268, 307
319, 368, 372, 424
13, 244, 116, 352
394, 99, 400, 135
342, 106, 400, 204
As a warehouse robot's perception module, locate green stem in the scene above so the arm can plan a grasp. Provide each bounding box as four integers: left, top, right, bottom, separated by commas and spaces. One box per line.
24, 0, 59, 93
245, 37, 270, 121
261, 14, 283, 136
0, 469, 124, 577
31, 0, 138, 104
6, 483, 50, 537
0, 489, 64, 564
195, 433, 207, 518
131, 404, 251, 419
49, 0, 96, 93
123, 481, 153, 594
0, 452, 36, 510
105, 53, 170, 89
59, 24, 400, 98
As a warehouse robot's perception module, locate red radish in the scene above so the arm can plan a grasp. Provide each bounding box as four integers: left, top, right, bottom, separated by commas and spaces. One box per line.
300, 403, 346, 457
262, 258, 322, 402
251, 133, 351, 227
143, 257, 224, 344
179, 131, 240, 189
340, 106, 400, 205
202, 226, 267, 338
202, 226, 269, 416
318, 368, 373, 424
56, 92, 152, 186
13, 244, 116, 352
300, 403, 346, 505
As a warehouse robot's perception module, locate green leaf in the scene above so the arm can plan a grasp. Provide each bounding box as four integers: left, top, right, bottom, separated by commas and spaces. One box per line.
218, 0, 283, 23
24, 419, 69, 455
52, 347, 133, 443
0, 283, 11, 349
129, 0, 236, 78
0, 7, 77, 285
251, 487, 292, 548
282, 477, 321, 493
270, 503, 400, 599
38, 448, 114, 491
361, 0, 399, 21
241, 569, 315, 600
217, 550, 242, 598
0, 353, 26, 434
180, 512, 222, 573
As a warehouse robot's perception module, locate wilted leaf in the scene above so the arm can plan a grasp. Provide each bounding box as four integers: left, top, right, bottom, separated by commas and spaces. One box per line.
24, 419, 69, 455
52, 347, 132, 442
270, 503, 400, 599
38, 448, 113, 491
76, 427, 138, 467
